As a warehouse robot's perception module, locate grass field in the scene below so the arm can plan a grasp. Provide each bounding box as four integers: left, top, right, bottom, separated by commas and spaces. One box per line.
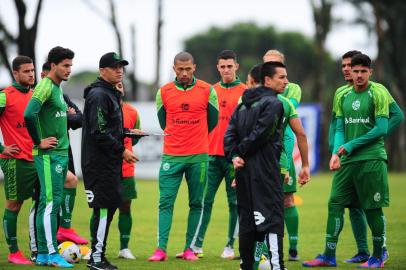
0, 173, 405, 270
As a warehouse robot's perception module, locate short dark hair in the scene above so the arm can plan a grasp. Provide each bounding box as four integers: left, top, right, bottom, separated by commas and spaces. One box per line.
217, 49, 237, 62
342, 50, 362, 59
351, 54, 371, 68
12, 56, 33, 71
174, 51, 194, 64
260, 61, 286, 85
42, 61, 51, 72
47, 46, 74, 65
249, 64, 262, 85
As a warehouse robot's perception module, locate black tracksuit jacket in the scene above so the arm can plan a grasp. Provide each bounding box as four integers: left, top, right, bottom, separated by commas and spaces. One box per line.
224, 86, 284, 235
81, 78, 125, 208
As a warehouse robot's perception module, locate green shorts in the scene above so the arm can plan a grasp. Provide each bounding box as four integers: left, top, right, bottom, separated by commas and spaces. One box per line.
329, 160, 389, 209
1, 158, 38, 201
283, 158, 297, 193
121, 177, 137, 200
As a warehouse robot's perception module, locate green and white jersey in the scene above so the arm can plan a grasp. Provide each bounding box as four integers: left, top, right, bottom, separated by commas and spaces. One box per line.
333, 82, 394, 116
279, 95, 298, 133
31, 77, 69, 155
282, 82, 301, 107
278, 95, 298, 174
336, 82, 390, 163
332, 84, 352, 116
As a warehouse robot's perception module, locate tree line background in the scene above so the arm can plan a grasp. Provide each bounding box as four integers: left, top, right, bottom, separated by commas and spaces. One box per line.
0, 0, 405, 170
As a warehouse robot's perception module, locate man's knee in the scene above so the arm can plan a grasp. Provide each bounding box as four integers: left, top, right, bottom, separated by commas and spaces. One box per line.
284, 193, 295, 208
6, 200, 23, 212
64, 171, 78, 188
119, 200, 132, 213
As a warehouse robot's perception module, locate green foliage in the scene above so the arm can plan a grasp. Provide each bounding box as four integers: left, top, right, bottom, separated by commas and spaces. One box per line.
0, 173, 405, 269
184, 22, 342, 102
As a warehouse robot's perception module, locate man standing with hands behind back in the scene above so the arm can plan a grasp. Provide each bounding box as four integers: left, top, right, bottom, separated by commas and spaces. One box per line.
148, 51, 219, 262
82, 52, 138, 270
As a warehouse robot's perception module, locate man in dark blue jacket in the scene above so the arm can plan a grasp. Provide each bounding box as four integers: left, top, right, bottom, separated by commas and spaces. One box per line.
224, 61, 287, 270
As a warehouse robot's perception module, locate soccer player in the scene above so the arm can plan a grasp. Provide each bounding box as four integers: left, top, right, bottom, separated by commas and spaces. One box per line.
303, 54, 401, 268
40, 62, 88, 245
328, 51, 404, 264
191, 49, 246, 259
263, 49, 303, 260
116, 82, 141, 260
0, 56, 36, 265
246, 63, 310, 269
24, 46, 75, 268
82, 52, 137, 270
148, 51, 218, 262
224, 61, 287, 270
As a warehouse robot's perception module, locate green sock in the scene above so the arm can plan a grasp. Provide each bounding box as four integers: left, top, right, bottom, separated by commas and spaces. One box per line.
118, 211, 132, 250
348, 208, 369, 254
364, 208, 385, 259
324, 205, 344, 258
3, 209, 19, 253
284, 206, 299, 251
60, 188, 76, 228
253, 241, 265, 269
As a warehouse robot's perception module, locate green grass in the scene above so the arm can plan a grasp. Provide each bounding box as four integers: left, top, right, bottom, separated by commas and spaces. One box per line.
0, 173, 405, 269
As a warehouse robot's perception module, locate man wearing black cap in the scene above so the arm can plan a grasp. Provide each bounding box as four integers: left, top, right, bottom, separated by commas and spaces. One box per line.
82, 52, 138, 270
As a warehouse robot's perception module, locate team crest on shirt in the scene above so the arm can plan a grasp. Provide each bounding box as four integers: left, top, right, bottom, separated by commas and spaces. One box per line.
374, 192, 381, 202
352, 100, 361, 110
162, 162, 170, 171
181, 103, 190, 111
55, 164, 63, 174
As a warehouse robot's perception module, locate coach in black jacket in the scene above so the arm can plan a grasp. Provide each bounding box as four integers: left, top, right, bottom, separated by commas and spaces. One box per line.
224, 61, 287, 270
82, 52, 137, 270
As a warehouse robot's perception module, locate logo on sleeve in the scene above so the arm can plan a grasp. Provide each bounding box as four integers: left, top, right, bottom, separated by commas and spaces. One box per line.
352, 100, 360, 110
374, 192, 381, 202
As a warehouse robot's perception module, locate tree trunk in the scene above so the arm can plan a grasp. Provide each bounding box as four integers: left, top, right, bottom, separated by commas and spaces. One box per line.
153, 0, 163, 92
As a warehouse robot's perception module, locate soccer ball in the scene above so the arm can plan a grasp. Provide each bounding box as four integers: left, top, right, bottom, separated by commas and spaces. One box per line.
258, 255, 271, 270
58, 241, 82, 263
79, 245, 91, 260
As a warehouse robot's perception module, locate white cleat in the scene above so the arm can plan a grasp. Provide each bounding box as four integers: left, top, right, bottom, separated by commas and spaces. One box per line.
118, 248, 136, 259
220, 246, 235, 259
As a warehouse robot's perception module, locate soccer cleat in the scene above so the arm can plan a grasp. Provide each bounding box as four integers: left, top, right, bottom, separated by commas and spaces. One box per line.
8, 250, 32, 265
30, 251, 38, 262
382, 248, 389, 263
220, 246, 235, 259
89, 260, 117, 270
118, 248, 136, 259
57, 227, 89, 245
35, 253, 49, 266
303, 254, 337, 267
192, 246, 204, 258
345, 252, 370, 263
48, 253, 73, 268
87, 257, 117, 269
288, 249, 300, 261
148, 248, 168, 262
358, 256, 384, 268
182, 248, 199, 261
